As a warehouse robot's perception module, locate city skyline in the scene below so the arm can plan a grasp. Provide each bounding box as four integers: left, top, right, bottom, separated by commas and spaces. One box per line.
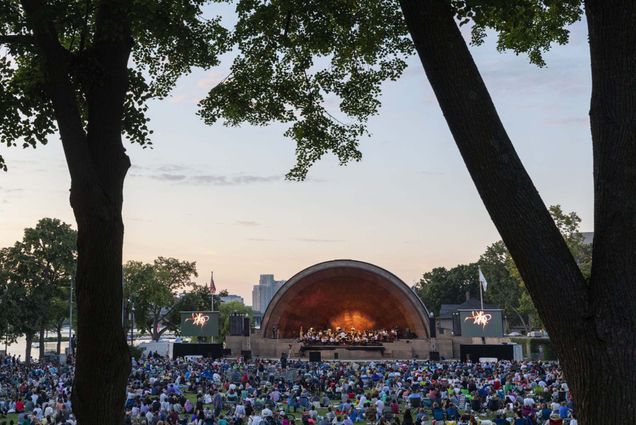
0, 20, 593, 303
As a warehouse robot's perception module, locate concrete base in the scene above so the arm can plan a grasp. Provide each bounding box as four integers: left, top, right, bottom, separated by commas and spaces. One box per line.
226, 335, 511, 360
229, 336, 440, 360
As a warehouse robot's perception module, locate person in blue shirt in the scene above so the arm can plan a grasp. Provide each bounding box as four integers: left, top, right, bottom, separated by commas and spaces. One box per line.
445, 402, 459, 420
493, 414, 508, 425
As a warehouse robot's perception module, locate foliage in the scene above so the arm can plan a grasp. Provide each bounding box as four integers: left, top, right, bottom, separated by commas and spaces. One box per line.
198, 0, 414, 180
478, 240, 524, 330
451, 0, 583, 66
123, 257, 198, 341
0, 218, 76, 355
0, 0, 230, 171
218, 300, 252, 340
413, 263, 479, 315
196, 0, 585, 180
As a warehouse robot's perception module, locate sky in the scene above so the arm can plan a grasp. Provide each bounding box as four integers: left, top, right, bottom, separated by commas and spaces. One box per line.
0, 15, 593, 304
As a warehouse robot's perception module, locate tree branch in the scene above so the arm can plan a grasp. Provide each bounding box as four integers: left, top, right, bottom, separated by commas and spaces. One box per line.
399, 0, 589, 344
0, 34, 34, 45
20, 0, 93, 184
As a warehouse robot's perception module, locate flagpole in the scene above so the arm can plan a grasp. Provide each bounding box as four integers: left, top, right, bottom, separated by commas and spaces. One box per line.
478, 267, 484, 310
479, 274, 484, 310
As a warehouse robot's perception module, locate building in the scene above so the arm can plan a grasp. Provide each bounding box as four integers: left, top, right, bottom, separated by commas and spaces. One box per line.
220, 294, 244, 305
251, 274, 285, 314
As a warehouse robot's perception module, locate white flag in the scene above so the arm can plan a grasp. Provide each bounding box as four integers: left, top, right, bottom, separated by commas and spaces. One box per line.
479, 267, 488, 292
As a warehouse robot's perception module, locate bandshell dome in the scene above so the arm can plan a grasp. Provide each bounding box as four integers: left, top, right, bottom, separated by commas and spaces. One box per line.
260, 260, 430, 339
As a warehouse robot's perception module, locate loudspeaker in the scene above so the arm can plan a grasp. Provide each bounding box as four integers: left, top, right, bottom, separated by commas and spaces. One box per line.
243, 317, 251, 336
308, 351, 321, 362
429, 313, 436, 338
229, 314, 243, 336
241, 350, 252, 361
429, 351, 440, 361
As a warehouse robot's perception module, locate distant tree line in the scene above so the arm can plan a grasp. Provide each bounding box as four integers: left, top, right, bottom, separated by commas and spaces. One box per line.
0, 218, 76, 362
413, 205, 592, 333
0, 218, 249, 362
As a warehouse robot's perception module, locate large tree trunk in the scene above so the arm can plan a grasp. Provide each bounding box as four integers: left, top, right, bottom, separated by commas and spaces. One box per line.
579, 0, 636, 421
398, 1, 636, 423
25, 333, 33, 365
71, 184, 131, 425
21, 0, 133, 423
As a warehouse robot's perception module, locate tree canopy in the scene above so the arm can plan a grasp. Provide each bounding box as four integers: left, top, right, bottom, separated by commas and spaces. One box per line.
0, 218, 76, 361
0, 0, 230, 171
123, 257, 198, 341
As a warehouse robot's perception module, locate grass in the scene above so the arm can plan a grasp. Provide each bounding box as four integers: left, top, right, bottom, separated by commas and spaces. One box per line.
1, 413, 19, 423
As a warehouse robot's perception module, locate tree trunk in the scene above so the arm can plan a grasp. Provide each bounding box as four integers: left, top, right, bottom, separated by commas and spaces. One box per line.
56, 323, 62, 356
21, 1, 133, 423
71, 191, 131, 425
25, 333, 33, 364
398, 1, 636, 423
512, 309, 531, 335
38, 327, 45, 361
577, 1, 636, 422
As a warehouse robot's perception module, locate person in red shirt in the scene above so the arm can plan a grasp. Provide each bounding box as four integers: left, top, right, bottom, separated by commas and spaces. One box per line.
15, 398, 24, 413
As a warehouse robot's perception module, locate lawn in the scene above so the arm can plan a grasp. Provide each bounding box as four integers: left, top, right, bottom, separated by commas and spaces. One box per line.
1, 413, 18, 423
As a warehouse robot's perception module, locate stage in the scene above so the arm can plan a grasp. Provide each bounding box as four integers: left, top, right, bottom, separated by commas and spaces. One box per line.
225, 335, 451, 360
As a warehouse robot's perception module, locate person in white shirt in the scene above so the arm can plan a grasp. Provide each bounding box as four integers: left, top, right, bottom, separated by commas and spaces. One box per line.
235, 403, 246, 419
249, 413, 262, 425
523, 396, 535, 407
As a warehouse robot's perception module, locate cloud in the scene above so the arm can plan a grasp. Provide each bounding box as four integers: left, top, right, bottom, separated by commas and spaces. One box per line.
156, 164, 190, 173
190, 174, 281, 186
152, 173, 187, 182
294, 238, 345, 243
134, 163, 283, 186
247, 238, 277, 242
235, 220, 260, 227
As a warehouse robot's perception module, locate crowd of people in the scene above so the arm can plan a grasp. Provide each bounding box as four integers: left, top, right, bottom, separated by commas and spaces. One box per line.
0, 351, 578, 425
299, 328, 399, 346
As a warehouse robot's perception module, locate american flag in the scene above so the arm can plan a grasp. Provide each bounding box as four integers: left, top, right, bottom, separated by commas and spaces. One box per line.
209, 271, 216, 294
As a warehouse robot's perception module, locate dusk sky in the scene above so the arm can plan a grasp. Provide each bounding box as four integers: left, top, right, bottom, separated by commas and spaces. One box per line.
0, 16, 592, 303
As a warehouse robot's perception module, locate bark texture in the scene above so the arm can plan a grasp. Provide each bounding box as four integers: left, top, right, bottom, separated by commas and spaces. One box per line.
399, 0, 636, 423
